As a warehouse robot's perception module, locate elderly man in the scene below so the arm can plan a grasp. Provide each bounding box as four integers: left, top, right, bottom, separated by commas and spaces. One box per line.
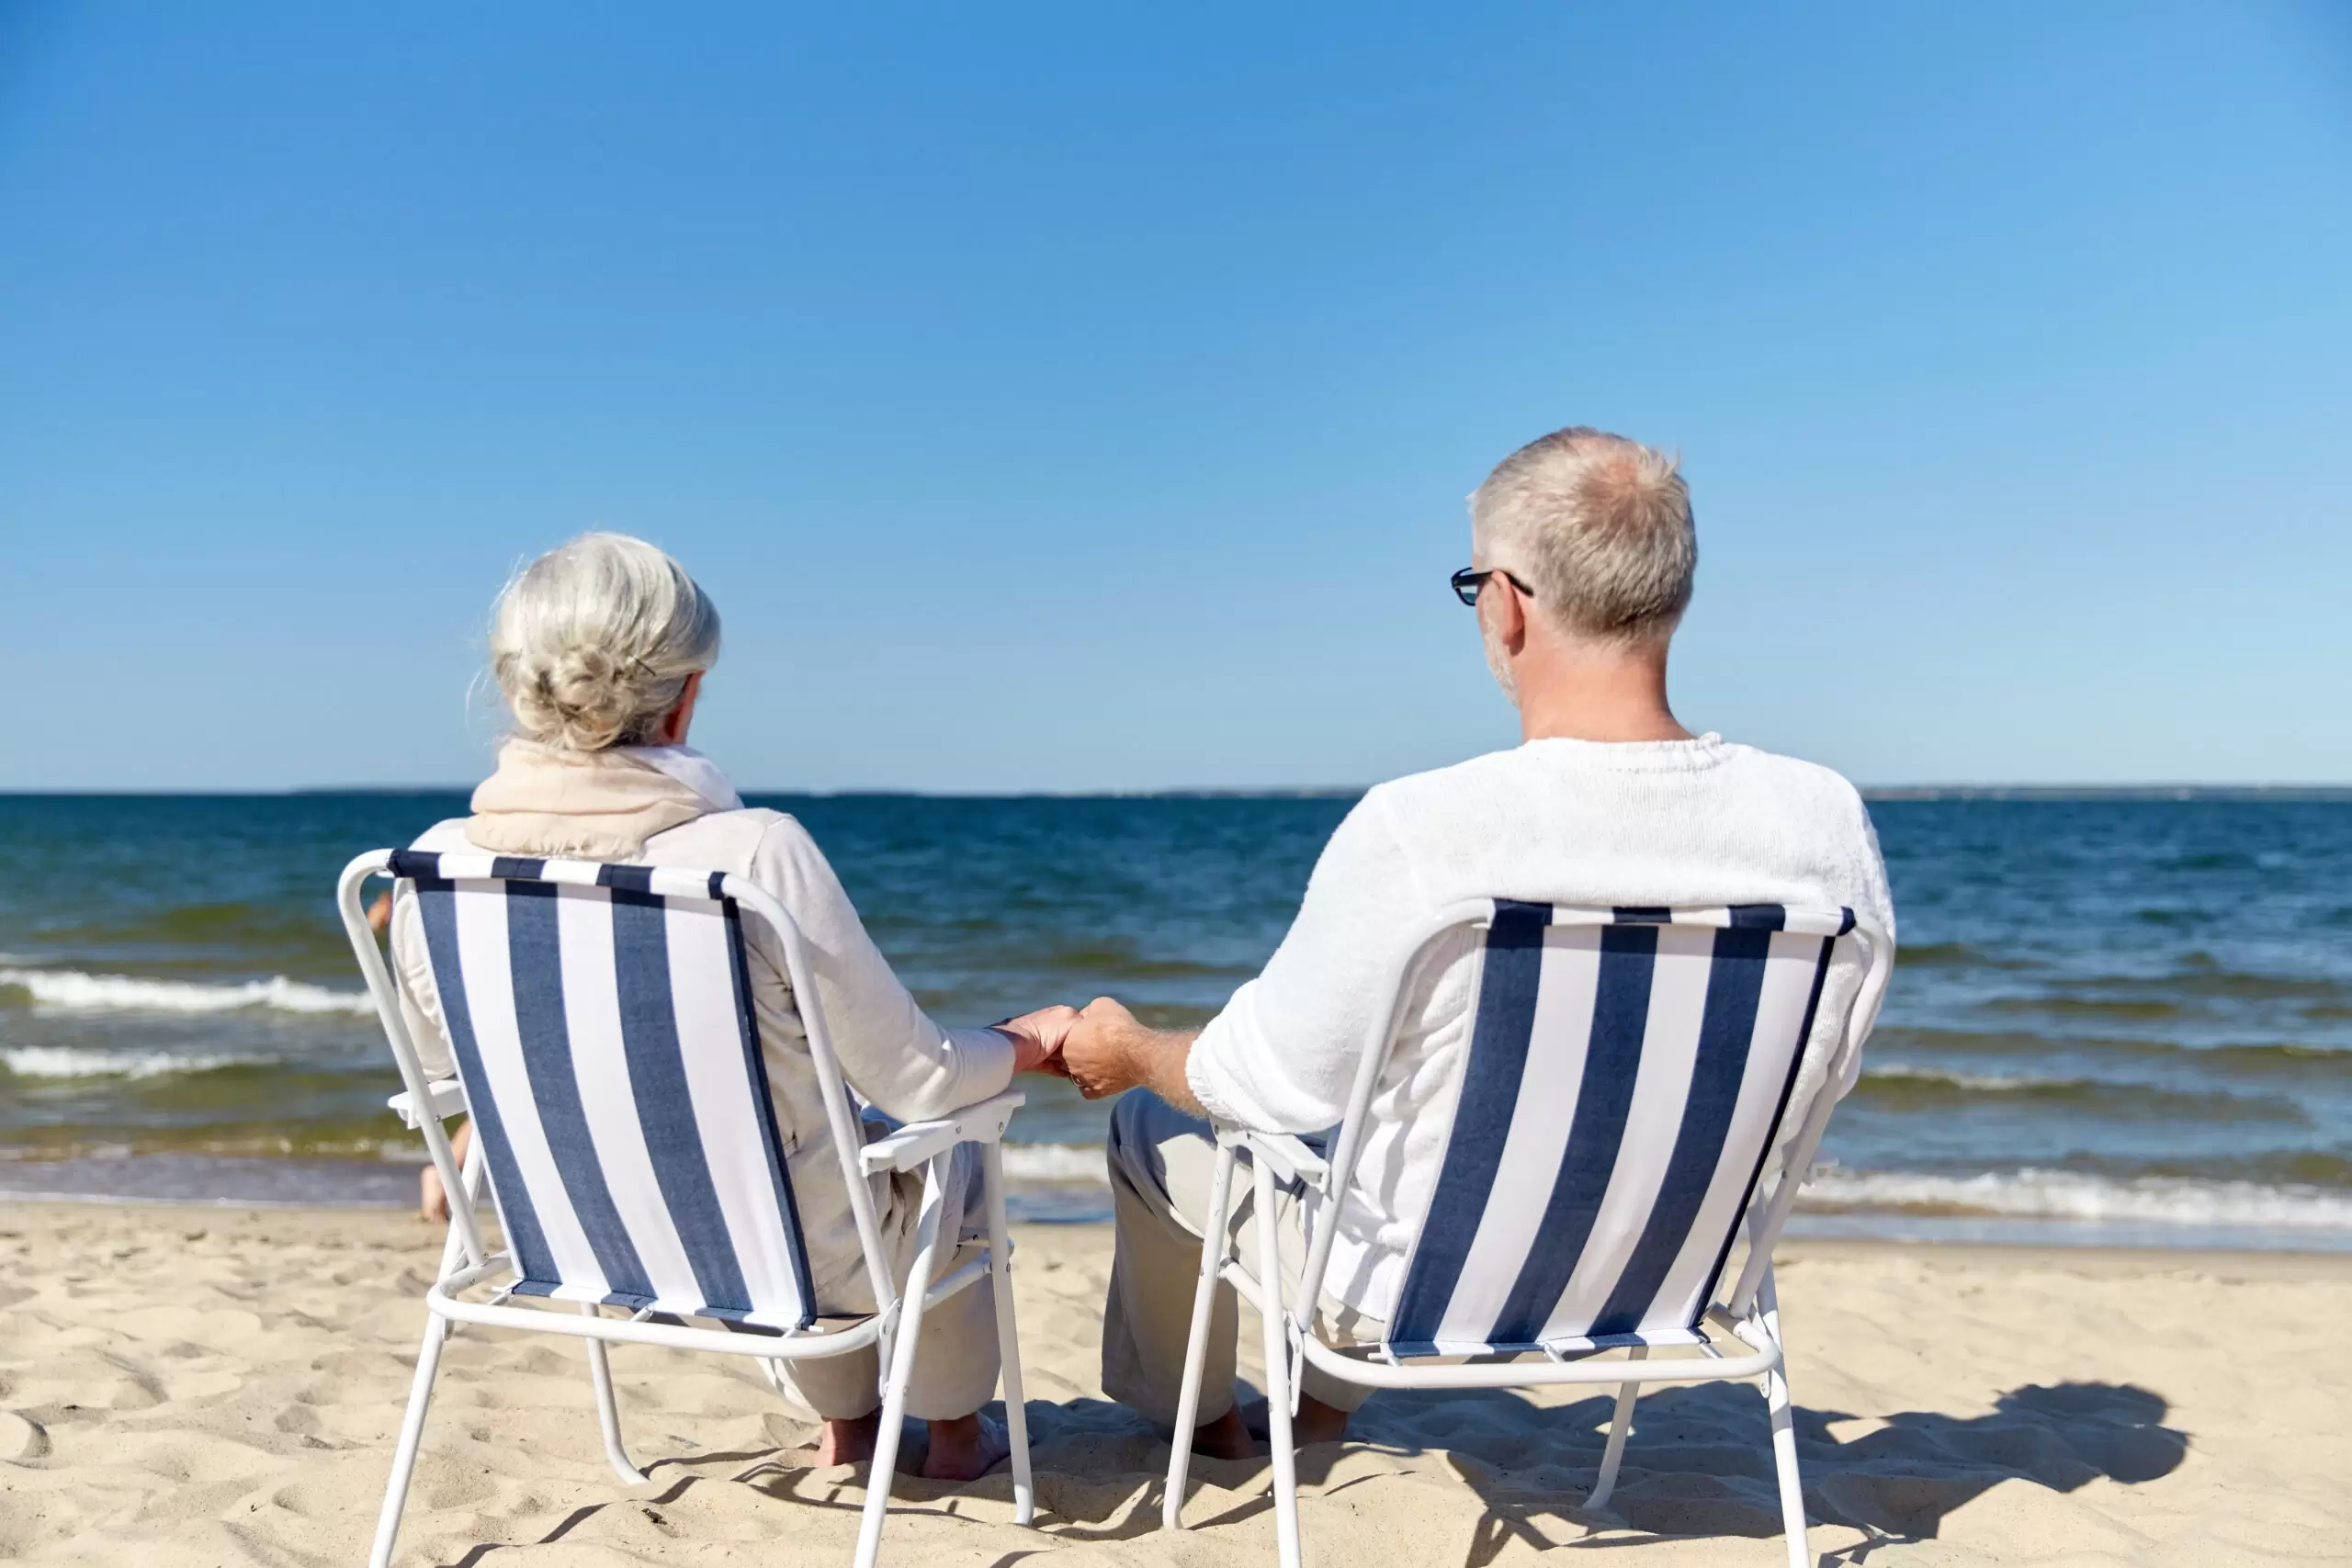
1057, 425, 1895, 1456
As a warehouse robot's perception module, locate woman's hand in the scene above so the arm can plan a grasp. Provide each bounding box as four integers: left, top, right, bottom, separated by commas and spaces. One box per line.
992, 1004, 1082, 1076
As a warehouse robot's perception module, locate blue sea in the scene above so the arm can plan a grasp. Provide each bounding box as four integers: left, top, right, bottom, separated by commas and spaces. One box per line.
4, 791, 2350, 1250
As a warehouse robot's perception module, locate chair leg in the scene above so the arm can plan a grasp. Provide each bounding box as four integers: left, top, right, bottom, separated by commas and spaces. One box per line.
1758, 1269, 1810, 1568
435, 1134, 483, 1277
853, 1155, 948, 1568
581, 1303, 648, 1484
1252, 1157, 1305, 1568
432, 1132, 488, 1342
1587, 1344, 1646, 1512
1163, 1142, 1238, 1531
368, 1313, 450, 1568
981, 1141, 1035, 1527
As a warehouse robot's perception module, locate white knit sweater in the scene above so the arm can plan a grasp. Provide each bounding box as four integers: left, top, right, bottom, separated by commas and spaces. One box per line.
390, 745, 1014, 1316
1185, 734, 1896, 1319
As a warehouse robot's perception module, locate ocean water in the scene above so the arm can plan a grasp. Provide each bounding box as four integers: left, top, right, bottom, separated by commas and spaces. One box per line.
4, 791, 2349, 1249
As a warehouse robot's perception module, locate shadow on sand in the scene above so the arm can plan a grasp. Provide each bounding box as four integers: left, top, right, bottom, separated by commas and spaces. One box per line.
1345, 1379, 2187, 1565
435, 1380, 2184, 1564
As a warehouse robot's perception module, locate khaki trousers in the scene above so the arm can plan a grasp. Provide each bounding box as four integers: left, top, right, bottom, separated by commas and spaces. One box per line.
778, 1141, 1001, 1422
1101, 1090, 1384, 1427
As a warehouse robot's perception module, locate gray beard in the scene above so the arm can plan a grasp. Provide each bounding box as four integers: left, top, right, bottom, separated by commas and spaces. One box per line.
1482, 621, 1519, 704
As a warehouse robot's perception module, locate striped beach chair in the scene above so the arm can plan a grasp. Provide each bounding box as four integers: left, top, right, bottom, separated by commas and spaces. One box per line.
1162, 900, 1893, 1568
336, 848, 1035, 1568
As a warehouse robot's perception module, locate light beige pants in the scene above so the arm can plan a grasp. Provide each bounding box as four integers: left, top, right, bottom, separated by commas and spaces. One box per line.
1102, 1090, 1384, 1428
778, 1142, 1001, 1422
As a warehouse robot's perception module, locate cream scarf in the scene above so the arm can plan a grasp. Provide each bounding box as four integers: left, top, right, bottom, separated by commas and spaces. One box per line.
463, 739, 741, 861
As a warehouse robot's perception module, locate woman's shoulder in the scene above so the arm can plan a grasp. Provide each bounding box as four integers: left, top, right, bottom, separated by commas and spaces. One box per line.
407, 818, 475, 852
648, 809, 855, 931
643, 806, 819, 874
717, 806, 815, 855
704, 805, 808, 847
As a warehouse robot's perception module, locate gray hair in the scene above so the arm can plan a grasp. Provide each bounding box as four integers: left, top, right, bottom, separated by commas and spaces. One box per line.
489, 532, 721, 751
1470, 426, 1697, 643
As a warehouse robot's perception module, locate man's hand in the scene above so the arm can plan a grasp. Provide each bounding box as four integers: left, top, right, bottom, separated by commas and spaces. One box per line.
1059, 997, 1142, 1100
1062, 997, 1204, 1113
992, 1003, 1082, 1076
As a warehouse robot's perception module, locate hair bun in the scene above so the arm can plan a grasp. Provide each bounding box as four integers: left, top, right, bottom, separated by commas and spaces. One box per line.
488, 533, 722, 752
518, 645, 645, 751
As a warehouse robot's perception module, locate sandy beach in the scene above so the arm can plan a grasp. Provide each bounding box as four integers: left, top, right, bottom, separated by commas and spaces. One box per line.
1, 1203, 2344, 1565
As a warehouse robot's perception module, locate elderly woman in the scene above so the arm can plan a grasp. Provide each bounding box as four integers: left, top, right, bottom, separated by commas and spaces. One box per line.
385, 532, 1070, 1481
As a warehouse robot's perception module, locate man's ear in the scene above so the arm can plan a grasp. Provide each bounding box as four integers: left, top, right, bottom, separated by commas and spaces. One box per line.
1492, 577, 1530, 654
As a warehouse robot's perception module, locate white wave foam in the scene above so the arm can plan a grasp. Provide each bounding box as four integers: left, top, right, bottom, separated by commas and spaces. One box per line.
1861, 1065, 2051, 1092
1801, 1167, 2352, 1229
1000, 1144, 1109, 1183
1, 1045, 265, 1079
0, 969, 372, 1017
991, 1145, 2352, 1230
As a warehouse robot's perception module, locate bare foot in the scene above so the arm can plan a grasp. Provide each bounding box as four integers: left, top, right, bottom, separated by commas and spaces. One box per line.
815, 1411, 881, 1467
922, 1414, 1010, 1481
1240, 1393, 1351, 1448
1295, 1393, 1351, 1446
1190, 1406, 1262, 1460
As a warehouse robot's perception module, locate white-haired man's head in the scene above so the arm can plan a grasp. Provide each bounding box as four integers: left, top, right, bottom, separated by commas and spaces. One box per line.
1469, 427, 1696, 680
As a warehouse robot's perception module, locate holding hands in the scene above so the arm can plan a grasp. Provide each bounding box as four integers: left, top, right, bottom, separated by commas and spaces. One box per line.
991, 1004, 1082, 1076
1057, 998, 1150, 1100
997, 997, 1203, 1113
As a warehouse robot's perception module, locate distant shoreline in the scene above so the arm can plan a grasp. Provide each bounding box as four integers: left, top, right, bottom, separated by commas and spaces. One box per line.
1860, 784, 2352, 802
6, 784, 2352, 802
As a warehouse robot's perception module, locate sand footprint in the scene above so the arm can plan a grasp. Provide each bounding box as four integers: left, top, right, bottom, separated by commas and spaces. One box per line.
0, 1409, 50, 1461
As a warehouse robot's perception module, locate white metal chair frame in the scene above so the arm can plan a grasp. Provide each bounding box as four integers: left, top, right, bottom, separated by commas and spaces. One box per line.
1161, 899, 1894, 1568
336, 850, 1036, 1568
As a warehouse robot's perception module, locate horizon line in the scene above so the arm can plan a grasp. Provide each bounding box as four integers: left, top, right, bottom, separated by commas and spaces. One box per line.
7, 783, 2352, 802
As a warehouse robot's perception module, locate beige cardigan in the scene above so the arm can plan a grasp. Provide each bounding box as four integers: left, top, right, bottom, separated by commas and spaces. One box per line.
390, 742, 1015, 1314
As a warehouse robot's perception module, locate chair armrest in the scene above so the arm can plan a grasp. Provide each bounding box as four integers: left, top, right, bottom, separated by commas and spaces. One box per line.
389, 1078, 468, 1129
1241, 1130, 1329, 1188
858, 1089, 1027, 1175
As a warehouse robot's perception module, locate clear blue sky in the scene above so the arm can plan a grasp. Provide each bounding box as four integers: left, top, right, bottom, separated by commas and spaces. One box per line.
3, 3, 2346, 792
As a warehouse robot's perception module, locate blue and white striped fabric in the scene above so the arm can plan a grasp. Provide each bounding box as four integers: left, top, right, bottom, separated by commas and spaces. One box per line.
390, 849, 816, 1332
1385, 901, 1854, 1359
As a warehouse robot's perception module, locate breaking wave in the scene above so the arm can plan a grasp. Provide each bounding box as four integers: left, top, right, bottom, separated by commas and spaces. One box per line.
1, 1045, 271, 1079
1800, 1167, 2352, 1229
1860, 1064, 2052, 1092
999, 1143, 1110, 1183
0, 969, 373, 1017
1850, 1066, 2302, 1120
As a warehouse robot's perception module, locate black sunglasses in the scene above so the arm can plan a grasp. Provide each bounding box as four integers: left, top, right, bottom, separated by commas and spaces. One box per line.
1451, 567, 1534, 606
